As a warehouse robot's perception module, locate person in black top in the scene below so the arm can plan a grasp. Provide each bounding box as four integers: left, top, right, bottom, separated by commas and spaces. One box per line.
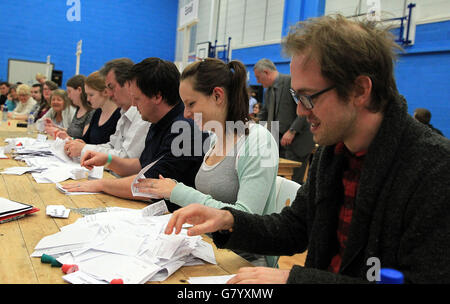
62, 58, 209, 211
64, 71, 121, 157
413, 108, 444, 137
0, 82, 11, 106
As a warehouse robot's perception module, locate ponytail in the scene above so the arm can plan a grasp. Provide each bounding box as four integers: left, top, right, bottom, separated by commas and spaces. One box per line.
227, 61, 250, 127
181, 58, 250, 134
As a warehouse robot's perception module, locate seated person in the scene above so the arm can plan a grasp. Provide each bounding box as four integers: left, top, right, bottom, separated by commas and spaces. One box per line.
54, 75, 94, 140
37, 89, 77, 133
64, 71, 121, 157
249, 102, 261, 123
134, 58, 279, 266
35, 80, 58, 121
62, 57, 209, 213
4, 91, 17, 112
8, 84, 37, 120
79, 58, 150, 159
413, 108, 444, 136
0, 81, 10, 106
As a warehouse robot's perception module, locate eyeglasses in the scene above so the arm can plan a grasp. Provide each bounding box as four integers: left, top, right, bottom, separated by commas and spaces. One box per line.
289, 86, 335, 110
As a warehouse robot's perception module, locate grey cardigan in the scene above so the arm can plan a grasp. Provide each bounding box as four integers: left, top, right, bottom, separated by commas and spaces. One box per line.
213, 94, 450, 283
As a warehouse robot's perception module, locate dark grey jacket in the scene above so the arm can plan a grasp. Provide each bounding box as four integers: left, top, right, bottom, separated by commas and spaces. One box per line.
258, 73, 314, 158
214, 94, 450, 283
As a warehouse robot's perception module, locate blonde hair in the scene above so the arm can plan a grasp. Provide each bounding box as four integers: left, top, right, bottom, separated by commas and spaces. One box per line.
36, 73, 46, 80
16, 84, 31, 96
85, 71, 106, 92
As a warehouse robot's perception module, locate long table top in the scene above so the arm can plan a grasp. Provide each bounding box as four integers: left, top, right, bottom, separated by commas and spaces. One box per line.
0, 123, 253, 284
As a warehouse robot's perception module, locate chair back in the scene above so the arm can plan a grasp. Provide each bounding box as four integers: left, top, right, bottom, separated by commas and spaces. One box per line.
274, 176, 301, 212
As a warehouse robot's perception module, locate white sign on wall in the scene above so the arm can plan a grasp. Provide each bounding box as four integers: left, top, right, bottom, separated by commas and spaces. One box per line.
179, 0, 199, 29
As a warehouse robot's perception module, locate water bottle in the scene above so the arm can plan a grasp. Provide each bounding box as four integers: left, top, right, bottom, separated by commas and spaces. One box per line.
378, 268, 404, 284
27, 112, 35, 134
2, 106, 7, 123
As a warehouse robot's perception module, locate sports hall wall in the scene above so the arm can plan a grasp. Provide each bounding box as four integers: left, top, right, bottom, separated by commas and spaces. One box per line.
0, 0, 178, 88
230, 0, 449, 137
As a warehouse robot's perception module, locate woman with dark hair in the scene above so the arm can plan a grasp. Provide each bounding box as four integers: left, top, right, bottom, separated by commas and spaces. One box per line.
134, 58, 279, 267
35, 80, 58, 120
54, 75, 95, 139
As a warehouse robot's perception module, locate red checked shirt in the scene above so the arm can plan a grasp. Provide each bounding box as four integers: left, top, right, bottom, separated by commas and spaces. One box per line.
328, 142, 367, 274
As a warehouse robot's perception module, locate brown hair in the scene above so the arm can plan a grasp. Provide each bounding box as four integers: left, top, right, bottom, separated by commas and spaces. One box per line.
414, 108, 431, 124
99, 58, 134, 86
85, 71, 106, 92
50, 89, 73, 109
66, 75, 92, 111
283, 14, 403, 113
181, 58, 250, 130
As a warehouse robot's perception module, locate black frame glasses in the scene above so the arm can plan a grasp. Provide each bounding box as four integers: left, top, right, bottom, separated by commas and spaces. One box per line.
289, 86, 335, 110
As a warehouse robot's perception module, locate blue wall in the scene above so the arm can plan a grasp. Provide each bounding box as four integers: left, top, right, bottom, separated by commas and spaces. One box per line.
0, 0, 178, 88
234, 0, 449, 138
395, 21, 450, 138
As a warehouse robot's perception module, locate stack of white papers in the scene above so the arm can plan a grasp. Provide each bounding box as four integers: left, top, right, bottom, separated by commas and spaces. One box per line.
31, 201, 217, 284
2, 136, 103, 184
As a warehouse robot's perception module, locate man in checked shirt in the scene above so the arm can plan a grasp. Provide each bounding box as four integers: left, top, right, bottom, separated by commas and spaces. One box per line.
163, 15, 450, 284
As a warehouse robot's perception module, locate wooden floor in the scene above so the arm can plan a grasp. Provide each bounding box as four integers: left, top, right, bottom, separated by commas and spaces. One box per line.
278, 252, 307, 269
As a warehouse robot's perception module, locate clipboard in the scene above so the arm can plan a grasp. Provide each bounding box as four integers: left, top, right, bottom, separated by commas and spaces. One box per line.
0, 197, 40, 223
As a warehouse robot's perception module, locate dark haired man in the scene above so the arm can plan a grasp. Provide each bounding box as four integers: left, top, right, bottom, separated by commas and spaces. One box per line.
0, 81, 10, 105
66, 58, 151, 159
30, 84, 43, 103
63, 58, 209, 212
164, 15, 450, 283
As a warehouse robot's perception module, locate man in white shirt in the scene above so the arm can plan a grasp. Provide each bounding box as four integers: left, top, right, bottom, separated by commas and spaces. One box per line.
68, 58, 151, 159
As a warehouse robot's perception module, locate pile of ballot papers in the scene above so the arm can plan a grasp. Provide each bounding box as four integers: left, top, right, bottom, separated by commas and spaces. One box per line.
31, 201, 217, 284
1, 136, 103, 184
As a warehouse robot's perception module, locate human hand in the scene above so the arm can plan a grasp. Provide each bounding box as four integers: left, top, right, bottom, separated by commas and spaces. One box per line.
44, 125, 59, 138
164, 203, 234, 236
135, 174, 176, 199
55, 130, 70, 140
80, 150, 108, 170
44, 118, 53, 125
62, 180, 103, 193
227, 267, 290, 284
281, 130, 295, 146
64, 139, 86, 158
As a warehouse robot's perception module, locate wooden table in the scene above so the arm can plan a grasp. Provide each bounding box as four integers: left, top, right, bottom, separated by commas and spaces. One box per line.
0, 123, 253, 284
278, 158, 302, 180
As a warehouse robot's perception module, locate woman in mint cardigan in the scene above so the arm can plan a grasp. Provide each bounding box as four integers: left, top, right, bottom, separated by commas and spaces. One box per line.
134, 58, 279, 266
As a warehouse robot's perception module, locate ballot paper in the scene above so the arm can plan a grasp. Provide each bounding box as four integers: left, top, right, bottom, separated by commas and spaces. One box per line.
2, 136, 101, 184
131, 156, 164, 199
31, 202, 217, 284
0, 166, 46, 175
46, 205, 71, 218
50, 138, 74, 163
55, 183, 101, 195
0, 147, 7, 159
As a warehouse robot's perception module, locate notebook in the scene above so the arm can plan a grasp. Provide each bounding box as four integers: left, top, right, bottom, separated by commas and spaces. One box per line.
0, 197, 39, 223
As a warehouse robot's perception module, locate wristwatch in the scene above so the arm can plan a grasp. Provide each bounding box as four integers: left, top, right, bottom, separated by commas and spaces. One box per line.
289, 128, 296, 134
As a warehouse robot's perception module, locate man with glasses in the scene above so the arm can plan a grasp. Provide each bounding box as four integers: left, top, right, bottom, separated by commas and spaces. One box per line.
254, 58, 314, 182
163, 15, 450, 283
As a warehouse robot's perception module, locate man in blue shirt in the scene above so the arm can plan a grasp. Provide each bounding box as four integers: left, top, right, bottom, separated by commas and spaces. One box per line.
63, 57, 208, 211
